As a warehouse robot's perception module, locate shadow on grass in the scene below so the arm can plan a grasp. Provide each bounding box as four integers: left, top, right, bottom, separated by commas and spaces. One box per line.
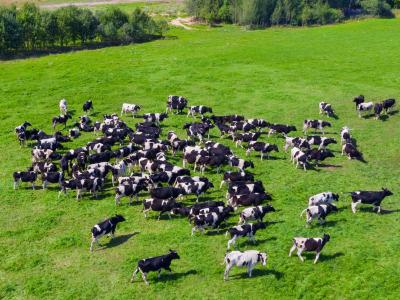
230, 268, 284, 280
156, 269, 198, 283
388, 110, 399, 116
317, 163, 342, 168
319, 252, 344, 262
104, 232, 139, 249
358, 207, 400, 214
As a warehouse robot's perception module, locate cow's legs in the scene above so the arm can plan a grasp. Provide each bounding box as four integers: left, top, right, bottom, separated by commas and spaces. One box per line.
314, 252, 321, 264
351, 200, 361, 213
158, 269, 162, 278
191, 226, 196, 236
140, 270, 149, 285
219, 180, 225, 188
289, 244, 297, 257
224, 265, 232, 281
227, 236, 237, 250
248, 265, 254, 277
90, 237, 98, 252
297, 249, 305, 262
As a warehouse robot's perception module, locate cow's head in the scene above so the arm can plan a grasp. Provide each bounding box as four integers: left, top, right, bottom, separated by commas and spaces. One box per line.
322, 233, 330, 244
257, 252, 268, 266
263, 205, 275, 213
333, 193, 340, 201
114, 214, 126, 223
382, 188, 393, 197
322, 121, 331, 127
168, 249, 180, 260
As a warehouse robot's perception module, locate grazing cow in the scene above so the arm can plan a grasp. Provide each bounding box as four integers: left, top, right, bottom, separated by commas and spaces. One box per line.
239, 205, 275, 224
309, 192, 339, 206
167, 95, 188, 114
373, 103, 383, 120
121, 103, 141, 117
357, 102, 374, 118
382, 98, 396, 113
76, 178, 103, 200
247, 119, 270, 129
69, 128, 80, 139
177, 180, 214, 202
227, 181, 265, 197
220, 171, 254, 188
90, 215, 125, 251
82, 100, 93, 113
187, 105, 213, 117
229, 121, 256, 133
143, 198, 182, 220
32, 148, 54, 162
289, 234, 330, 264
41, 171, 64, 189
340, 126, 351, 144
215, 122, 233, 137
184, 121, 213, 142
300, 204, 338, 225
15, 121, 31, 135
306, 136, 336, 150
131, 250, 180, 285
290, 147, 308, 171
232, 132, 261, 148
226, 222, 267, 250
268, 124, 297, 136
306, 148, 334, 163
30, 162, 57, 174
353, 95, 364, 109
143, 113, 168, 124
228, 155, 254, 171
303, 120, 331, 135
341, 143, 363, 160
58, 179, 78, 198
350, 188, 393, 213
191, 211, 231, 235
284, 136, 310, 152
319, 102, 335, 117
13, 171, 37, 189
198, 206, 233, 216
246, 142, 279, 160
224, 250, 268, 280
228, 193, 271, 208
150, 187, 186, 200
59, 99, 67, 115
52, 113, 72, 129
115, 182, 148, 205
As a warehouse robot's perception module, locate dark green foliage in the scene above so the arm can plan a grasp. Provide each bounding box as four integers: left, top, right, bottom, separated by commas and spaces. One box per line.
0, 4, 167, 57
185, 0, 393, 27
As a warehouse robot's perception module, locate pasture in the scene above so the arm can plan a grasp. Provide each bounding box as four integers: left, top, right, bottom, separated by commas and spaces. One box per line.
1, 18, 400, 299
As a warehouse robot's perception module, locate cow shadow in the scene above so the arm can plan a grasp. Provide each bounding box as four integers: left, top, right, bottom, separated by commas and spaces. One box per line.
379, 115, 389, 122
156, 269, 197, 283
90, 111, 100, 117
388, 110, 399, 116
318, 252, 344, 262
267, 220, 285, 226
103, 232, 139, 249
357, 207, 400, 214
320, 219, 345, 227
233, 268, 284, 280
380, 208, 400, 214
317, 163, 342, 169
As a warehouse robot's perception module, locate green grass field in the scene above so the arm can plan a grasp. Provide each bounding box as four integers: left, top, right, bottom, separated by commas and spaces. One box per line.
1, 19, 400, 299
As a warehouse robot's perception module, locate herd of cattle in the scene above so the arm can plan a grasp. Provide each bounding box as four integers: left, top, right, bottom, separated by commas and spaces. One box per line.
12, 95, 395, 283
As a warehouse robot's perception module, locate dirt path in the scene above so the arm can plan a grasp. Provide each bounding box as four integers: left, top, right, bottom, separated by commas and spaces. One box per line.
39, 0, 175, 9
170, 17, 196, 30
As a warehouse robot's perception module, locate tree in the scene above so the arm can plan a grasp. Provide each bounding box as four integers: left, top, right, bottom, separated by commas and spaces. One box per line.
17, 3, 41, 50
0, 6, 23, 54
77, 8, 98, 44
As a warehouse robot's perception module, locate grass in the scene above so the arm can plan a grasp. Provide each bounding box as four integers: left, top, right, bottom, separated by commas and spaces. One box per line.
0, 19, 400, 299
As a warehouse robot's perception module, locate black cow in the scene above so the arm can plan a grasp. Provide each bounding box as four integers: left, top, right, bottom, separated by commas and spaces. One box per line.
58, 179, 78, 198
150, 187, 186, 200
341, 143, 363, 160
167, 95, 188, 114
42, 171, 64, 189
90, 215, 125, 251
13, 171, 37, 189
83, 100, 93, 113
226, 222, 267, 249
177, 180, 214, 202
52, 113, 72, 129
143, 198, 183, 220
228, 193, 271, 208
131, 250, 180, 285
87, 151, 115, 164
353, 95, 365, 109
268, 124, 297, 136
228, 181, 265, 197
382, 98, 396, 113
306, 148, 334, 163
232, 132, 261, 147
350, 188, 393, 213
374, 103, 383, 120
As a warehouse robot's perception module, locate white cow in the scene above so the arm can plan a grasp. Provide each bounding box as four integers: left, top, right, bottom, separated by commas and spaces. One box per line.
357, 102, 374, 118
308, 192, 339, 206
224, 250, 268, 280
121, 103, 141, 117
59, 99, 68, 115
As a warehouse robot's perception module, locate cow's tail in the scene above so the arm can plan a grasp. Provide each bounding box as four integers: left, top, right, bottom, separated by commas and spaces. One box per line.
300, 208, 308, 217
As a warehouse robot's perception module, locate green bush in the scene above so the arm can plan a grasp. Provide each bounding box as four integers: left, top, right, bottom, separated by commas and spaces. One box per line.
360, 0, 395, 17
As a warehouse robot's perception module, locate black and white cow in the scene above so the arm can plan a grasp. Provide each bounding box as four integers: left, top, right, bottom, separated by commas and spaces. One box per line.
191, 211, 231, 235
229, 121, 256, 133
300, 204, 338, 225
176, 180, 214, 202
90, 214, 125, 251
319, 102, 335, 117
340, 126, 351, 144
41, 171, 64, 189
52, 113, 72, 129
306, 148, 334, 163
228, 193, 271, 208
167, 95, 188, 114
303, 120, 331, 135
115, 182, 148, 205
228, 155, 254, 171
246, 142, 279, 160
239, 205, 275, 224
357, 102, 374, 118
373, 102, 384, 120
350, 188, 393, 213
382, 98, 396, 113
32, 148, 54, 162
226, 222, 267, 250
220, 171, 254, 188
306, 136, 337, 150
247, 119, 270, 129
15, 121, 31, 135
290, 147, 308, 171
268, 124, 297, 137
341, 143, 363, 160
232, 132, 261, 148
76, 178, 103, 200
284, 136, 310, 152
183, 121, 213, 142
353, 95, 364, 110
187, 105, 213, 117
69, 128, 80, 139
59, 99, 68, 115
13, 171, 37, 189
143, 113, 168, 124
58, 179, 78, 198
83, 100, 93, 113
150, 187, 186, 200
227, 181, 265, 197
121, 103, 141, 117
131, 250, 180, 285
224, 250, 268, 280
289, 234, 330, 264
143, 198, 183, 220
308, 192, 339, 206
30, 161, 57, 174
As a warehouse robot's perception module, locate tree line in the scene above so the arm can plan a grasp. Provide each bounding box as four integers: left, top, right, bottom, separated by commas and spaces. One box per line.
186, 0, 395, 27
0, 4, 168, 57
